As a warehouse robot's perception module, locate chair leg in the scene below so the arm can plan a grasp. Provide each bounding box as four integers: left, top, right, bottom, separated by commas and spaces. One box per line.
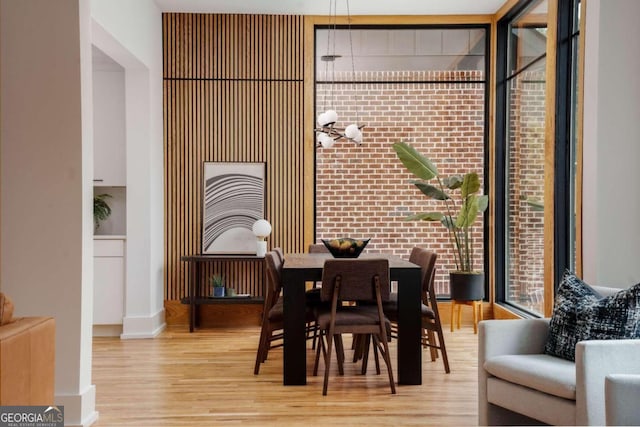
253, 321, 270, 375
311, 322, 319, 349
313, 330, 325, 376
372, 334, 381, 375
361, 334, 370, 375
427, 330, 437, 361
323, 332, 334, 396
352, 334, 365, 362
436, 324, 451, 374
378, 329, 396, 394
335, 334, 345, 376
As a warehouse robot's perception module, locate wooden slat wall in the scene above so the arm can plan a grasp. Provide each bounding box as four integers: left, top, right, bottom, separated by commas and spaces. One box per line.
163, 13, 306, 301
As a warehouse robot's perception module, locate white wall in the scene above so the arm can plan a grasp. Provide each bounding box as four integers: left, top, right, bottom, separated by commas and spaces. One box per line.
91, 0, 165, 338
582, 0, 640, 287
92, 52, 127, 236
0, 0, 97, 425
92, 55, 126, 188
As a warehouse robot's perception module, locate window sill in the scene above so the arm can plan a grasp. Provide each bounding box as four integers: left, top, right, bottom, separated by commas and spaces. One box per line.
493, 302, 543, 320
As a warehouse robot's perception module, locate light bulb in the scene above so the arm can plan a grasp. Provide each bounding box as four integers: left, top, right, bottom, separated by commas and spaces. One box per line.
318, 112, 329, 126
353, 130, 363, 144
252, 219, 272, 238
320, 134, 335, 148
345, 124, 360, 139
324, 110, 338, 125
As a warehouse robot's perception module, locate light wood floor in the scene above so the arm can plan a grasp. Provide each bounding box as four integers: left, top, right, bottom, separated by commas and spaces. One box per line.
92, 324, 479, 426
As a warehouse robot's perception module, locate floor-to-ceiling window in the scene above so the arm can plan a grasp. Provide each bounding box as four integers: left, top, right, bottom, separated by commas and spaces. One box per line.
502, 0, 548, 314
496, 0, 582, 315
556, 0, 582, 283
314, 25, 489, 297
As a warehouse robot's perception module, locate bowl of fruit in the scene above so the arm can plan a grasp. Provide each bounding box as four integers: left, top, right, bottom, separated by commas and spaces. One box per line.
321, 238, 370, 258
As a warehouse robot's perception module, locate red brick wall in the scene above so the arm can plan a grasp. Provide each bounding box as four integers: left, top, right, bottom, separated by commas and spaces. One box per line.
315, 70, 485, 296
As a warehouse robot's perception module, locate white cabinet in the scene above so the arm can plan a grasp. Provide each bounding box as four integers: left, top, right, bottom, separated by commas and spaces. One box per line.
92, 65, 126, 187
93, 237, 125, 325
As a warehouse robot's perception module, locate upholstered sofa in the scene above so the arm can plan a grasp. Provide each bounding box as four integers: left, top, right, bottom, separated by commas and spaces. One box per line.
478, 286, 640, 426
0, 316, 55, 405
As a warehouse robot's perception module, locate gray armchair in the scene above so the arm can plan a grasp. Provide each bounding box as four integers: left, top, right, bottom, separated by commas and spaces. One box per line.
605, 374, 640, 426
478, 287, 640, 426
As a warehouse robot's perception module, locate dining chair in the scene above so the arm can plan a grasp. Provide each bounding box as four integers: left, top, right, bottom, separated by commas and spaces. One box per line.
313, 258, 396, 395
272, 247, 284, 265
382, 247, 449, 373
410, 247, 449, 373
254, 251, 316, 374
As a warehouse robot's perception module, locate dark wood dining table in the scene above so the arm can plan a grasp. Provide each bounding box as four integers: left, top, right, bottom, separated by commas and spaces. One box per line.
281, 253, 423, 386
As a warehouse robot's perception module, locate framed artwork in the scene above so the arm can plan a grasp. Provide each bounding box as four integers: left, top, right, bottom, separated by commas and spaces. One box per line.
202, 162, 265, 254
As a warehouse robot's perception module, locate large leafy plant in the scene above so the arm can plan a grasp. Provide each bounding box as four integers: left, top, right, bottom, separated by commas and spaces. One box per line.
392, 141, 488, 272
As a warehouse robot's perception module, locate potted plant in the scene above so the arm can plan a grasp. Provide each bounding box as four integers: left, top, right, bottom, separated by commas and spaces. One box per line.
392, 141, 489, 300
93, 193, 112, 232
211, 274, 225, 297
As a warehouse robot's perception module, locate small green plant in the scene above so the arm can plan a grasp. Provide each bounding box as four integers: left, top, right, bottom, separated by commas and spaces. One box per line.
210, 274, 225, 297
93, 194, 112, 230
211, 274, 225, 287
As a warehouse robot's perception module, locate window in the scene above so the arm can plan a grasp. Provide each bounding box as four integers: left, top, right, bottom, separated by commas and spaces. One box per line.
314, 26, 489, 297
496, 0, 582, 315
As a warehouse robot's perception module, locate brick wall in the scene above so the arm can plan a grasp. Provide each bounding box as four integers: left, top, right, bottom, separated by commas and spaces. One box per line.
315, 70, 485, 296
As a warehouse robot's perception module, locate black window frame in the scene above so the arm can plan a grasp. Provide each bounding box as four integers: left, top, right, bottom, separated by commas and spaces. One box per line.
495, 0, 582, 312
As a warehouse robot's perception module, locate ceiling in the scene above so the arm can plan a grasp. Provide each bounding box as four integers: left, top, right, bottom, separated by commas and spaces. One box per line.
153, 0, 508, 16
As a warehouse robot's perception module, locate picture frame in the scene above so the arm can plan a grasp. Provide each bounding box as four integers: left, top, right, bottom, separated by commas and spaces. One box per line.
201, 162, 265, 254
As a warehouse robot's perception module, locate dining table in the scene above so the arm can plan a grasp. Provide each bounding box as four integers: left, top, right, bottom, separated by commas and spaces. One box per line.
281, 252, 423, 386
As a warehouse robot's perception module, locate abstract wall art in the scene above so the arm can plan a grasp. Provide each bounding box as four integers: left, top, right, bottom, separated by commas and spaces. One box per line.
202, 162, 265, 254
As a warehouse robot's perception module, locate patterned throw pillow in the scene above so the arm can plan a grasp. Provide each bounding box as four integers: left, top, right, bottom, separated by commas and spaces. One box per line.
544, 271, 601, 361
575, 283, 640, 342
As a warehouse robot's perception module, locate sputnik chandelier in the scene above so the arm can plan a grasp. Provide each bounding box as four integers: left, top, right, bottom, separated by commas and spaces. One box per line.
315, 0, 365, 148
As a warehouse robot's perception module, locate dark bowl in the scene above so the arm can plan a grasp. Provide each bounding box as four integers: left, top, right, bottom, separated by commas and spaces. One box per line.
321, 238, 370, 258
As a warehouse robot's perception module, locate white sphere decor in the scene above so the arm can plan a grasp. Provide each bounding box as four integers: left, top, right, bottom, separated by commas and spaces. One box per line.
320, 134, 335, 148
252, 219, 272, 238
252, 219, 271, 257
324, 109, 338, 124
353, 130, 363, 144
345, 124, 360, 139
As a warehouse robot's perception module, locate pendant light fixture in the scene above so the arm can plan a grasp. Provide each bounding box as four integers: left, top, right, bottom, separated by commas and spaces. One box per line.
315, 0, 365, 148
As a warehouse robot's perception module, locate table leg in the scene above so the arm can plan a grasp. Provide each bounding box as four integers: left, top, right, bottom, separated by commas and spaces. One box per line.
189, 261, 195, 332
282, 270, 307, 385
397, 268, 422, 385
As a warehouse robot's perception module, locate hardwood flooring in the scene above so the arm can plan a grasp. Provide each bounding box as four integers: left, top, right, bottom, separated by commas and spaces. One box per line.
92, 325, 479, 426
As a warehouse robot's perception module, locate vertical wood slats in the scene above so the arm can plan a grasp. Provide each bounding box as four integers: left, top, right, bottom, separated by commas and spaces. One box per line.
163, 13, 306, 301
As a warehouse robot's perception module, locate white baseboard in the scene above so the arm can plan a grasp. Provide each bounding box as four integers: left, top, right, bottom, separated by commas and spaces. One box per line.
120, 308, 166, 339
92, 324, 123, 337
56, 385, 98, 427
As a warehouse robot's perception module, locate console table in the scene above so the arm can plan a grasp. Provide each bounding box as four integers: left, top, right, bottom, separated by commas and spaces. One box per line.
180, 254, 265, 332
